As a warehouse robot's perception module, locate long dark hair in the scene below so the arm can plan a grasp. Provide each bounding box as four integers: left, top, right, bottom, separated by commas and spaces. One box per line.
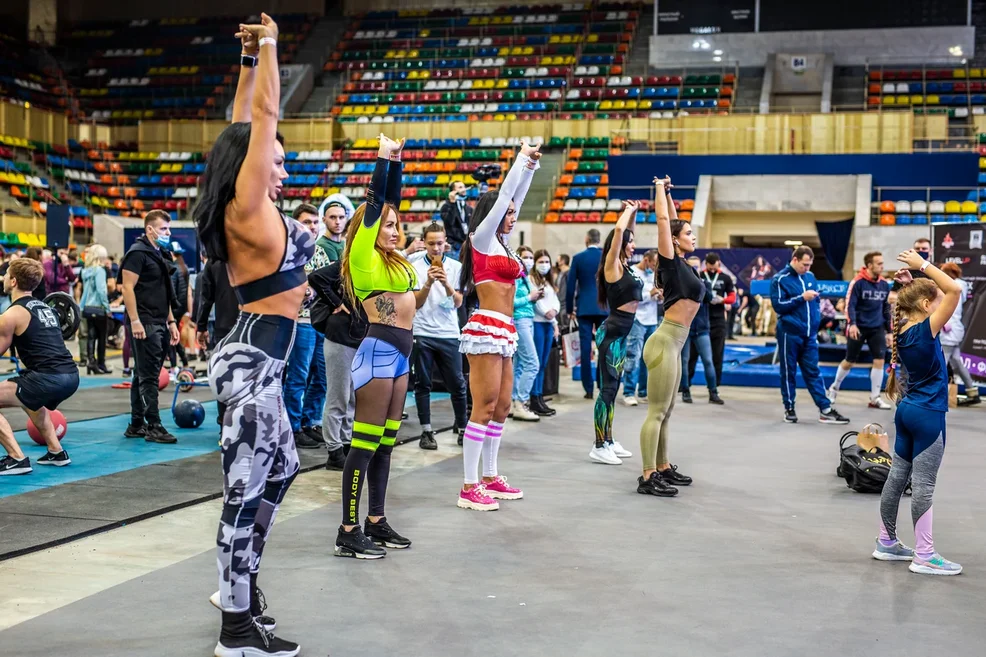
459, 190, 517, 297
194, 122, 252, 262
174, 253, 188, 280
596, 227, 632, 308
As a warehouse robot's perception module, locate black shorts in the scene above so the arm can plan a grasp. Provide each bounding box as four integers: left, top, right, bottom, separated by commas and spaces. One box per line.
11, 371, 80, 411
845, 327, 887, 363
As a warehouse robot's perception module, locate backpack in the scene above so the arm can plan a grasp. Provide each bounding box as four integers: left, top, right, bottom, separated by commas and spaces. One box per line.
836, 431, 892, 494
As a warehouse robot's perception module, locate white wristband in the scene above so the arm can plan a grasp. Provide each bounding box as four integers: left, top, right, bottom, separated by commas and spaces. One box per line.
919, 260, 930, 272
259, 37, 277, 48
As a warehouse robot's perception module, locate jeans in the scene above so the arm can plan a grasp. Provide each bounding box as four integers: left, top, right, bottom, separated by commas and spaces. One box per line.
303, 329, 327, 428
322, 339, 356, 451
129, 321, 168, 426
578, 314, 608, 395
412, 335, 468, 428
531, 321, 555, 397
284, 322, 320, 433
623, 320, 657, 397
511, 317, 539, 403
681, 332, 717, 393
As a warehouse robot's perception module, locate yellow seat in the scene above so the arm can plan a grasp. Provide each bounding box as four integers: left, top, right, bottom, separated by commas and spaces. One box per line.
522, 46, 533, 56
418, 29, 430, 38
911, 95, 925, 105
882, 96, 895, 105
896, 96, 910, 105
625, 100, 638, 109
375, 105, 389, 114
613, 100, 626, 110
599, 100, 613, 110
496, 79, 509, 89
945, 200, 961, 213
341, 106, 354, 115
953, 68, 967, 78
970, 68, 982, 78
310, 187, 325, 198
436, 149, 451, 160
435, 174, 450, 185
926, 94, 940, 105
587, 34, 598, 43
353, 138, 369, 148
326, 187, 341, 196
639, 100, 652, 109
549, 35, 560, 44
962, 200, 978, 213
979, 157, 986, 169
399, 200, 411, 212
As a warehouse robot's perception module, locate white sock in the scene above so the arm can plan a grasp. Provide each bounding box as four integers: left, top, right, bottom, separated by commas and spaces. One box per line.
421, 423, 432, 432
483, 421, 504, 478
870, 367, 884, 399
462, 421, 486, 485
832, 364, 850, 390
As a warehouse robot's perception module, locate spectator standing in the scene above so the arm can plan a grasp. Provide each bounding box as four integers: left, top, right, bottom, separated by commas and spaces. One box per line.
316, 193, 352, 263
554, 253, 570, 323
622, 249, 661, 405
913, 237, 932, 260
118, 210, 180, 444
701, 253, 735, 388
770, 246, 849, 425
530, 249, 559, 416
44, 249, 76, 294
80, 244, 111, 374
409, 223, 468, 449
439, 181, 473, 258
283, 204, 330, 449
566, 229, 606, 399
511, 245, 542, 421
939, 262, 981, 406
680, 256, 723, 405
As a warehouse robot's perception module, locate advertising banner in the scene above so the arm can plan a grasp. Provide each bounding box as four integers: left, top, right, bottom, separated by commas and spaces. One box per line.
933, 223, 986, 383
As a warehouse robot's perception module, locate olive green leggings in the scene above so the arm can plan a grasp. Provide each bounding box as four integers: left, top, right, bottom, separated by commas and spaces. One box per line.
639, 319, 690, 471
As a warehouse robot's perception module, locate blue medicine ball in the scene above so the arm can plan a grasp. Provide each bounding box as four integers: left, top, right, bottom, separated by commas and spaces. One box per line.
174, 399, 205, 429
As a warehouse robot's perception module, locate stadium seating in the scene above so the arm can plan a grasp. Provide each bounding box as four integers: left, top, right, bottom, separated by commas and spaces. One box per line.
58, 15, 314, 120
328, 5, 648, 121
0, 33, 75, 113
866, 64, 986, 117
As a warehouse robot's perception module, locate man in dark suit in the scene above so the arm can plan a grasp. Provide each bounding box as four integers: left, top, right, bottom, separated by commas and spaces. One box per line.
566, 229, 606, 399
439, 181, 472, 259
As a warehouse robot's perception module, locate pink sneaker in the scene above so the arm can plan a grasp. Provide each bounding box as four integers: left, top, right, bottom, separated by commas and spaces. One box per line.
483, 475, 523, 500
457, 485, 500, 511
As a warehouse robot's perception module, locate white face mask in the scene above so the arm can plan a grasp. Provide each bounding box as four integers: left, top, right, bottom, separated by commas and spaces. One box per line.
536, 263, 551, 275
522, 258, 535, 271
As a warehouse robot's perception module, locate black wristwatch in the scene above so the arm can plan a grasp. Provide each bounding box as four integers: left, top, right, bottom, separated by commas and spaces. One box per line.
240, 54, 258, 68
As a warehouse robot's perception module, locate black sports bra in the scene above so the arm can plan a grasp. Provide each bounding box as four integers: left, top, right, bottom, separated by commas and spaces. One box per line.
658, 253, 705, 310
233, 212, 316, 305
606, 265, 643, 309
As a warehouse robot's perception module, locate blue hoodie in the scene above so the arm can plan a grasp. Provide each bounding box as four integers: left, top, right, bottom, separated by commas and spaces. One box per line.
846, 267, 891, 331
770, 263, 821, 339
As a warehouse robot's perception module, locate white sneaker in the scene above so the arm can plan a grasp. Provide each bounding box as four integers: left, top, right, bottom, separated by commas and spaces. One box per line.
511, 400, 540, 422
622, 396, 638, 407
610, 441, 632, 458
826, 385, 838, 403
589, 444, 622, 465
869, 396, 892, 410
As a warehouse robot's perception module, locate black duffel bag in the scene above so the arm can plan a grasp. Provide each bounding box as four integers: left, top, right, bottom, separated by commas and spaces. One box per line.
836, 431, 892, 494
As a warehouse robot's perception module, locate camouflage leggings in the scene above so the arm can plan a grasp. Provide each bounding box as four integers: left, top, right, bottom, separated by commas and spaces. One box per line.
209, 313, 300, 613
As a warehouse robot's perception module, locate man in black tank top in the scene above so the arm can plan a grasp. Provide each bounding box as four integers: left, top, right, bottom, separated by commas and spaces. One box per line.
0, 259, 79, 475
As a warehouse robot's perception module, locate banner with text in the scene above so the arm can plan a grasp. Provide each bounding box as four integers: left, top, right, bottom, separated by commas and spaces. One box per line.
933, 222, 986, 383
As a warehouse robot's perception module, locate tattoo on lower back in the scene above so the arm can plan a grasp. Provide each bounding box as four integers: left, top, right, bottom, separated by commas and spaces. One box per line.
374, 295, 397, 326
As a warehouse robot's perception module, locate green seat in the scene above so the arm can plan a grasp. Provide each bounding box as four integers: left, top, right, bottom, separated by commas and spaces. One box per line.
571, 137, 586, 147
684, 75, 700, 85
549, 136, 566, 147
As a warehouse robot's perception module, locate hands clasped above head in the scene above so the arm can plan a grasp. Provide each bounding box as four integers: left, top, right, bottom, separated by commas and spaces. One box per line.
235, 12, 279, 44
520, 140, 542, 162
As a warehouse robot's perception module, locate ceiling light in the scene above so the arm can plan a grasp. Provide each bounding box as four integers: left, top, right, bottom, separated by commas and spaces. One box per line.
713, 56, 722, 62
949, 45, 963, 57
700, 41, 711, 50
691, 40, 701, 50
713, 49, 723, 56
784, 240, 803, 246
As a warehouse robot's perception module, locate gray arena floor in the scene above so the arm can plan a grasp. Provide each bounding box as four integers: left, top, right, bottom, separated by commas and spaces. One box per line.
2, 380, 985, 656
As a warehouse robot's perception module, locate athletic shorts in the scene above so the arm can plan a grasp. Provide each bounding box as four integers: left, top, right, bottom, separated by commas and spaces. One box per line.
846, 327, 887, 363
11, 371, 80, 411
352, 324, 412, 391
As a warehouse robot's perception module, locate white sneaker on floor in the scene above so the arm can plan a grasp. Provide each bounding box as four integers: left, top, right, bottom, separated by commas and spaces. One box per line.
511, 400, 540, 422
609, 441, 632, 458
826, 385, 838, 403
869, 396, 892, 410
589, 444, 622, 465
622, 396, 638, 407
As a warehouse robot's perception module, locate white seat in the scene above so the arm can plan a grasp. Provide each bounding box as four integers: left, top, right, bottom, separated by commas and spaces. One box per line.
578, 199, 593, 211
447, 80, 460, 89
423, 200, 438, 211
973, 106, 986, 115
341, 163, 356, 173
587, 66, 600, 75
607, 199, 623, 211
566, 89, 581, 99
895, 83, 909, 94
370, 116, 383, 123
485, 103, 499, 112
524, 67, 537, 77
591, 198, 607, 211
325, 163, 340, 173
356, 116, 369, 123
882, 83, 895, 94
382, 116, 395, 123
536, 67, 548, 77
929, 200, 945, 213
494, 57, 506, 67
563, 199, 579, 211
492, 137, 506, 146
894, 200, 911, 213
480, 137, 494, 146
955, 107, 969, 118
620, 76, 632, 86
460, 80, 474, 90
470, 58, 483, 67
424, 80, 437, 90
410, 200, 425, 211
607, 76, 620, 86
575, 66, 588, 76
911, 200, 928, 213
549, 90, 562, 100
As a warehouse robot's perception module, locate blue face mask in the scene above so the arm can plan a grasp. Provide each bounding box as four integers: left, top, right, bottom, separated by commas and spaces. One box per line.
155, 235, 171, 249
918, 250, 930, 260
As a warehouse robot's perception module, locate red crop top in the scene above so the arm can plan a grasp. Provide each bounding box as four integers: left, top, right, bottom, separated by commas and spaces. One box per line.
474, 251, 524, 285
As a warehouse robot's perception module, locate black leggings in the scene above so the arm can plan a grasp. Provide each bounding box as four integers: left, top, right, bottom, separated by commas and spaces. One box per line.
169, 342, 189, 369
593, 309, 634, 447
85, 312, 108, 364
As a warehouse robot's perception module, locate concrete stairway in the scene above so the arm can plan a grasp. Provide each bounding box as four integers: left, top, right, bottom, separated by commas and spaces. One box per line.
295, 11, 351, 116
831, 66, 867, 111
520, 151, 565, 223
624, 4, 655, 78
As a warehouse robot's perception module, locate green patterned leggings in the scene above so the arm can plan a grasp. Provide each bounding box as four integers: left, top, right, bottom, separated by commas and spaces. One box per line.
593, 310, 635, 447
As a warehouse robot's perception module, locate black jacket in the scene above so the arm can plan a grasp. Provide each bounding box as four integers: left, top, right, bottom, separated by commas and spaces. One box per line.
308, 261, 367, 348
169, 262, 189, 321
195, 260, 238, 341
117, 235, 177, 321
440, 199, 472, 249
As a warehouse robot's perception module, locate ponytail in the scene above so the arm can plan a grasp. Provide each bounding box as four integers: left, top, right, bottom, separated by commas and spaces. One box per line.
885, 302, 903, 403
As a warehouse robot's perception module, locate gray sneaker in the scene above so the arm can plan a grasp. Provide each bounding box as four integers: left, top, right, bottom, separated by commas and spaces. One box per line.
872, 539, 914, 561
909, 553, 963, 576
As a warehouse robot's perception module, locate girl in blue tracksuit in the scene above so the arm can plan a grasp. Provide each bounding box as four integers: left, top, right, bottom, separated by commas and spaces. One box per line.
769, 247, 849, 425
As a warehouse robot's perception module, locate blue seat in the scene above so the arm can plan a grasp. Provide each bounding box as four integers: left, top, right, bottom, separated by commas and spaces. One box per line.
972, 95, 986, 105
896, 214, 912, 225
909, 82, 923, 93
964, 214, 979, 222
643, 87, 659, 98
573, 174, 587, 185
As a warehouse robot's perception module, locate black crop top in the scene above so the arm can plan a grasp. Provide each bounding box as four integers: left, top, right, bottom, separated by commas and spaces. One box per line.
658, 253, 705, 310
606, 265, 643, 309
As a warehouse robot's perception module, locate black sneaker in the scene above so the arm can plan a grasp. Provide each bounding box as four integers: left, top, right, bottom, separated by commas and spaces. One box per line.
708, 391, 724, 405
145, 423, 177, 444
819, 408, 850, 425
583, 392, 593, 400
660, 464, 692, 486
637, 472, 678, 497
364, 517, 412, 549
325, 447, 346, 471
215, 610, 299, 657
334, 525, 386, 559
454, 426, 463, 447
682, 389, 693, 404
419, 431, 437, 450
303, 426, 325, 444
0, 455, 31, 475
122, 367, 132, 377
958, 394, 982, 407
784, 408, 798, 424
124, 423, 146, 438
293, 430, 321, 450
37, 450, 71, 467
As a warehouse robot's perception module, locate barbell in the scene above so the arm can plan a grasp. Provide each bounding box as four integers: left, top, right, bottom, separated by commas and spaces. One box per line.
44, 292, 82, 340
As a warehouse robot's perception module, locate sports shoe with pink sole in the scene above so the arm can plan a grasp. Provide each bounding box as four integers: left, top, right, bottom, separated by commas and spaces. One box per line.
483, 475, 523, 500
457, 484, 500, 511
